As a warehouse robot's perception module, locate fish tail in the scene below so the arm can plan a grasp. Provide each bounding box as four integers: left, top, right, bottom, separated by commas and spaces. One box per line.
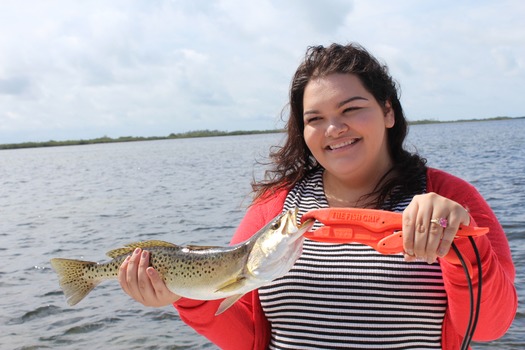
50, 258, 102, 306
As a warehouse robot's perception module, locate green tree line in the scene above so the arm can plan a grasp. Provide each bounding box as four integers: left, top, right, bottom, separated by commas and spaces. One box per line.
0, 129, 283, 150
1, 116, 522, 150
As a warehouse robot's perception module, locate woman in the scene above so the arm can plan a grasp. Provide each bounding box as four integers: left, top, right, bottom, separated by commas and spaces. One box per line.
119, 44, 516, 349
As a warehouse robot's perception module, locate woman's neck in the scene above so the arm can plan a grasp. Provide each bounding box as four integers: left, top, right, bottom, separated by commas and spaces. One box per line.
322, 169, 392, 208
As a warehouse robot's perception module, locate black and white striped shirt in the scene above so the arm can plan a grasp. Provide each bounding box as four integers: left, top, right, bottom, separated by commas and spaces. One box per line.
259, 169, 447, 349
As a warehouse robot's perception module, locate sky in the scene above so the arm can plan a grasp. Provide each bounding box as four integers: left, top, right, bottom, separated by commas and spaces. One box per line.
1, 0, 524, 144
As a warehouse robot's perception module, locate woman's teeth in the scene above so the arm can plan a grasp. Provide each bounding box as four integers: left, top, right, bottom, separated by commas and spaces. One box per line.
329, 139, 358, 150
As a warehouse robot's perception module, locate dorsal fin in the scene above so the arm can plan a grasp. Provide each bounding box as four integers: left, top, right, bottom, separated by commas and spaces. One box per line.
105, 240, 179, 258
184, 245, 223, 251
125, 240, 178, 249
106, 247, 135, 258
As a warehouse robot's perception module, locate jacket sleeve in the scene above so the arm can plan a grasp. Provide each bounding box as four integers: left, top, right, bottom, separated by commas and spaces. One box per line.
428, 168, 517, 341
173, 190, 287, 350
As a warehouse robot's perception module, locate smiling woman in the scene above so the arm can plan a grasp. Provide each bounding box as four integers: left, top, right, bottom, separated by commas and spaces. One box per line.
302, 74, 395, 208
118, 43, 517, 350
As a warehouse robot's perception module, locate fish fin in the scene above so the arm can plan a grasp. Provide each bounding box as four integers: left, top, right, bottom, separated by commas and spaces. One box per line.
125, 240, 178, 249
106, 240, 179, 258
215, 294, 244, 315
184, 245, 223, 251
106, 247, 135, 258
214, 276, 247, 293
49, 258, 102, 306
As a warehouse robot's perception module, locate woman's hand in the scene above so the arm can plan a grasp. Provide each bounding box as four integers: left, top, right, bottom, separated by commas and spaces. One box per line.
118, 248, 181, 307
402, 192, 471, 264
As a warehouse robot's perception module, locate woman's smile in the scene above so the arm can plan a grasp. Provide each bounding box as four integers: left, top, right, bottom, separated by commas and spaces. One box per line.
326, 137, 361, 151
303, 73, 395, 183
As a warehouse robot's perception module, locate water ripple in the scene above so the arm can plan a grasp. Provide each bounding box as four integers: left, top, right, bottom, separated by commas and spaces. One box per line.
8, 305, 62, 325
1, 126, 523, 349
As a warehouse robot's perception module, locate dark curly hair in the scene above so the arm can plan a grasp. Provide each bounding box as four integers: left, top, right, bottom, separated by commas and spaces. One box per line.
252, 43, 427, 208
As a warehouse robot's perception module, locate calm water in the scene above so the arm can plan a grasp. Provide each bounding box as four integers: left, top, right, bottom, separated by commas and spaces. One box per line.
1, 119, 523, 349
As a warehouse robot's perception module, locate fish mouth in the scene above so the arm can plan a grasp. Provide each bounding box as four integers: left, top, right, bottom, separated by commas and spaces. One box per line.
283, 208, 315, 241
246, 208, 315, 280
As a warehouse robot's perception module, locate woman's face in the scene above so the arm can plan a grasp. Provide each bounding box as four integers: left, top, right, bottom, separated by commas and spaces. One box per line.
302, 73, 395, 184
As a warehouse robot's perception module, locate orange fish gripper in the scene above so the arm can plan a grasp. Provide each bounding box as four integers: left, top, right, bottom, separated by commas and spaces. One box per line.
300, 208, 489, 255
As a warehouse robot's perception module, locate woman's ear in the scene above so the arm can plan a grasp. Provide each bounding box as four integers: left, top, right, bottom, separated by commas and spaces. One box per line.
384, 100, 395, 128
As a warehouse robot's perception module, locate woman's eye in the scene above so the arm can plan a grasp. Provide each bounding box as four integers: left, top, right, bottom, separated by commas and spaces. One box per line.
343, 106, 360, 113
305, 116, 321, 124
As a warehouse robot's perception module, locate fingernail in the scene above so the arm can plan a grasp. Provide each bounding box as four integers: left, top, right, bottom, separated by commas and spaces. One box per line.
406, 249, 414, 256
438, 248, 447, 257
142, 250, 148, 258
134, 248, 141, 255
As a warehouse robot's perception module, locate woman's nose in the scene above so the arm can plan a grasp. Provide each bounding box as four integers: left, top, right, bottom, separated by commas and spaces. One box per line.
325, 118, 348, 137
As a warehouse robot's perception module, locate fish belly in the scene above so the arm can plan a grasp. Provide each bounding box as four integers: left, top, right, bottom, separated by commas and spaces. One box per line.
149, 247, 251, 300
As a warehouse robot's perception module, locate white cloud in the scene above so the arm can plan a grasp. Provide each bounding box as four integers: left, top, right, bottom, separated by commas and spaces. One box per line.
0, 0, 523, 143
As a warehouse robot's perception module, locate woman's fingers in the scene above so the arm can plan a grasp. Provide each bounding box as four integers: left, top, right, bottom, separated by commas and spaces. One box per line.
436, 207, 470, 258
403, 193, 470, 264
119, 248, 153, 304
118, 255, 132, 294
402, 199, 418, 257
125, 248, 143, 299
147, 267, 182, 304
137, 250, 157, 302
412, 203, 433, 262
118, 248, 181, 307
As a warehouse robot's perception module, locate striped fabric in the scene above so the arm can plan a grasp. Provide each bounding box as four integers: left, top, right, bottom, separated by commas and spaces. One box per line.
259, 169, 447, 349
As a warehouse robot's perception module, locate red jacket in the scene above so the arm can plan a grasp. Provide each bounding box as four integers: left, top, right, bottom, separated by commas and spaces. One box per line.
175, 168, 517, 349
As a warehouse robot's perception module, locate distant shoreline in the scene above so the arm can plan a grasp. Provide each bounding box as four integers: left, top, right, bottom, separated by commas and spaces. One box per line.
1, 116, 522, 150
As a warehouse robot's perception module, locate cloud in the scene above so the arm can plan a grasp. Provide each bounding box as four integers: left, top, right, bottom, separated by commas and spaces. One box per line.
0, 0, 523, 143
0, 77, 32, 96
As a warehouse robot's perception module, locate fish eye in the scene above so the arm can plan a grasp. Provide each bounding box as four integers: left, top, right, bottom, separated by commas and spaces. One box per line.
270, 221, 280, 230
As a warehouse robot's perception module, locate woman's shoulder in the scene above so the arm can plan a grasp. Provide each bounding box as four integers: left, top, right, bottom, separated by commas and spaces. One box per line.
253, 186, 289, 208
245, 186, 291, 225
426, 167, 475, 192
427, 168, 478, 198
230, 187, 289, 245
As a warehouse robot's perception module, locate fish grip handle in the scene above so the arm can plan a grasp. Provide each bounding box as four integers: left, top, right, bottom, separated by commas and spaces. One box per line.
301, 208, 488, 254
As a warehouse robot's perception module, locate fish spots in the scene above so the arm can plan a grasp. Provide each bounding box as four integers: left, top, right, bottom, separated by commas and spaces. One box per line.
160, 253, 219, 281
51, 241, 255, 306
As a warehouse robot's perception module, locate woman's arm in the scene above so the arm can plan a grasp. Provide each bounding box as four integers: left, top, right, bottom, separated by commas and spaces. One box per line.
427, 168, 517, 341
173, 190, 287, 349
117, 190, 286, 349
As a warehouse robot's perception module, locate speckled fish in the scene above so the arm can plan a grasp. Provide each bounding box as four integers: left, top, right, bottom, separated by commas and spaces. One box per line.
50, 208, 314, 315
